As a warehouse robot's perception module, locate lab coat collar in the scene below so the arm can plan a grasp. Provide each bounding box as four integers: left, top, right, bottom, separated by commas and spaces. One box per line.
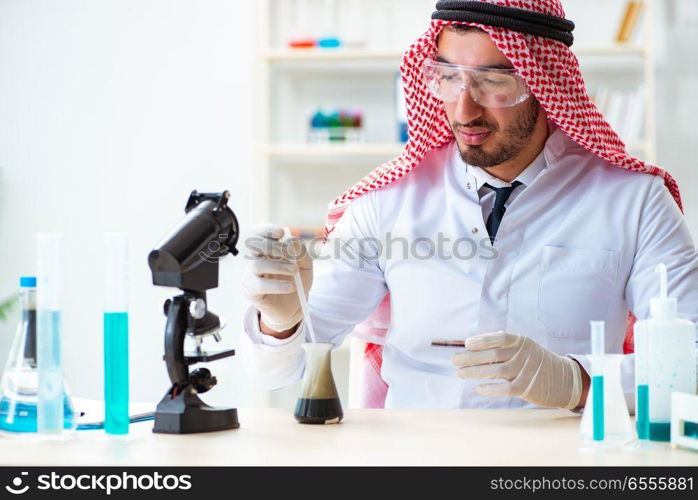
456, 120, 564, 191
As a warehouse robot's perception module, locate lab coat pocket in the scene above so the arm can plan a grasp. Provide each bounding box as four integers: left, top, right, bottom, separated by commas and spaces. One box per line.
537, 245, 619, 338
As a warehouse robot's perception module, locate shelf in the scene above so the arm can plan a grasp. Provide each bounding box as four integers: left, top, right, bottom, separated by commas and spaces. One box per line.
572, 44, 646, 56
264, 142, 405, 158
259, 48, 403, 62
259, 43, 646, 63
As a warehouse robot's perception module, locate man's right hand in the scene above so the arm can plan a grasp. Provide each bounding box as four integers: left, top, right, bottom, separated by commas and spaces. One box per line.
241, 223, 313, 337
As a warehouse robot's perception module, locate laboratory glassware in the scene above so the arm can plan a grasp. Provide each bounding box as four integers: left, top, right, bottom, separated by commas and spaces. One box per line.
579, 322, 632, 448
283, 228, 343, 424
294, 342, 343, 424
0, 276, 75, 433
637, 264, 696, 442
36, 234, 75, 435
104, 233, 130, 434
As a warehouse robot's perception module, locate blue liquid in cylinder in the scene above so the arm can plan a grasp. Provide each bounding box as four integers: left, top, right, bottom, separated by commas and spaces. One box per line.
636, 384, 649, 440
592, 375, 605, 441
104, 312, 129, 434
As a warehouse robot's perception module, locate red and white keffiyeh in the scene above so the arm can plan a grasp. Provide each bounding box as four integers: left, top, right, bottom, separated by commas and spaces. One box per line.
321, 0, 682, 408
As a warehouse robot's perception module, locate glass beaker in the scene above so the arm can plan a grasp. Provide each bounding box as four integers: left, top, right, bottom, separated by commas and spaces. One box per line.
0, 277, 75, 433
579, 354, 632, 449
294, 343, 343, 424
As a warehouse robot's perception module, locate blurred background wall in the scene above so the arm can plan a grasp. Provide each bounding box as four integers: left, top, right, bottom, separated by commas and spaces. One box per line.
0, 0, 254, 407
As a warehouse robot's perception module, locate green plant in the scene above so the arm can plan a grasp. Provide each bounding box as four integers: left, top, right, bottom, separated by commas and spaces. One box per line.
0, 294, 18, 323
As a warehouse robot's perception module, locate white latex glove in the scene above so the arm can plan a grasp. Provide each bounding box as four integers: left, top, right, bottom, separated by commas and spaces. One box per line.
452, 331, 583, 410
241, 223, 313, 332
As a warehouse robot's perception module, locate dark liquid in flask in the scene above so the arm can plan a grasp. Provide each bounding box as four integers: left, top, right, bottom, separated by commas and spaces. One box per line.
294, 398, 343, 424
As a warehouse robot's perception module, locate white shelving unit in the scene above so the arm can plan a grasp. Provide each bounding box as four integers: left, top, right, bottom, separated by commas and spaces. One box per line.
250, 0, 656, 408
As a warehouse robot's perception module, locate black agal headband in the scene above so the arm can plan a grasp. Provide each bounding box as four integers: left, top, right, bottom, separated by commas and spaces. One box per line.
432, 0, 575, 47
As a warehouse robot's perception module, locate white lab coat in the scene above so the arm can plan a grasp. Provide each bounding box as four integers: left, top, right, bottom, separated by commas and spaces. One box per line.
241, 123, 698, 409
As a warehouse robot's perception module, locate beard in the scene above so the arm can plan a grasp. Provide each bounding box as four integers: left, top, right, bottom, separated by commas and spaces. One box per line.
453, 97, 541, 168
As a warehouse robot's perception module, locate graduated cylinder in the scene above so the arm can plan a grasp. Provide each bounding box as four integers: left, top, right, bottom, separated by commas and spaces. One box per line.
104, 233, 130, 435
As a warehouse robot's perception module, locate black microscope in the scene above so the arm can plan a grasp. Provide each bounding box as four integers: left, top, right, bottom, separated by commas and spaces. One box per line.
148, 190, 240, 434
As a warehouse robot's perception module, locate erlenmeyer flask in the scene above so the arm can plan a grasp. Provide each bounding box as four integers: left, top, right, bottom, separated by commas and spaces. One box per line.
579, 354, 632, 447
294, 343, 343, 424
0, 277, 75, 433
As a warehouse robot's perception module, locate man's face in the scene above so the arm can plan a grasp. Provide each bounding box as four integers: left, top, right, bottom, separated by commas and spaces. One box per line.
437, 28, 542, 168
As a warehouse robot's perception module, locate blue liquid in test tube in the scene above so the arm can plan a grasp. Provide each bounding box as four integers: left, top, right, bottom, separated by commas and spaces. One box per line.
590, 321, 605, 442
592, 375, 605, 441
634, 323, 650, 441
104, 312, 129, 434
104, 234, 130, 435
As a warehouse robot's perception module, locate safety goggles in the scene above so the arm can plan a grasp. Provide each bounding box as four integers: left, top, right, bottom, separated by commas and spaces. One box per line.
423, 59, 530, 108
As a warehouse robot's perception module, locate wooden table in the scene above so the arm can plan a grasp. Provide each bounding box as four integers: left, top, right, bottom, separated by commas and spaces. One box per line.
1, 408, 696, 466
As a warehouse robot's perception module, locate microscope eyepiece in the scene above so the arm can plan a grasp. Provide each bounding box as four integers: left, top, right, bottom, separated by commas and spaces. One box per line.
148, 190, 239, 292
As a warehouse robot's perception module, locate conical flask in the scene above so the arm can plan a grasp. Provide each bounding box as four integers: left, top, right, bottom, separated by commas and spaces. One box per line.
294, 343, 343, 424
579, 354, 633, 447
0, 277, 75, 433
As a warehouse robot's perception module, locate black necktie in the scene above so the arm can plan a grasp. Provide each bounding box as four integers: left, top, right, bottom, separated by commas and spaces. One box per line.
484, 181, 522, 244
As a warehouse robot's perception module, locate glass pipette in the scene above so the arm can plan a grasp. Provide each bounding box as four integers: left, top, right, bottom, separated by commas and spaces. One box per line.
283, 227, 317, 344
292, 268, 317, 344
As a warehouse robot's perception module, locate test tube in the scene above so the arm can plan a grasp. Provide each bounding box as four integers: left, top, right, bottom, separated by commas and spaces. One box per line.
36, 233, 65, 434
104, 233, 130, 434
283, 227, 317, 343
293, 271, 317, 344
634, 325, 650, 441
590, 321, 605, 441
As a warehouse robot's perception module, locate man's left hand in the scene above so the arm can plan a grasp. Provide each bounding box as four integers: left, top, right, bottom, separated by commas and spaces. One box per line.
452, 331, 583, 409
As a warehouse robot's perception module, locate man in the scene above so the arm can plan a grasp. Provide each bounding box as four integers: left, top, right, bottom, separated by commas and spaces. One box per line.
241, 0, 698, 410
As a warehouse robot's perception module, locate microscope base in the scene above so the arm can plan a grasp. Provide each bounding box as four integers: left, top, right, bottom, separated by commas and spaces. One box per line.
153, 387, 239, 434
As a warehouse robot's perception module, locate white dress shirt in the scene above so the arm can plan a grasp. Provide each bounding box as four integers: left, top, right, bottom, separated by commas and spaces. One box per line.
241, 121, 698, 409
469, 146, 547, 222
